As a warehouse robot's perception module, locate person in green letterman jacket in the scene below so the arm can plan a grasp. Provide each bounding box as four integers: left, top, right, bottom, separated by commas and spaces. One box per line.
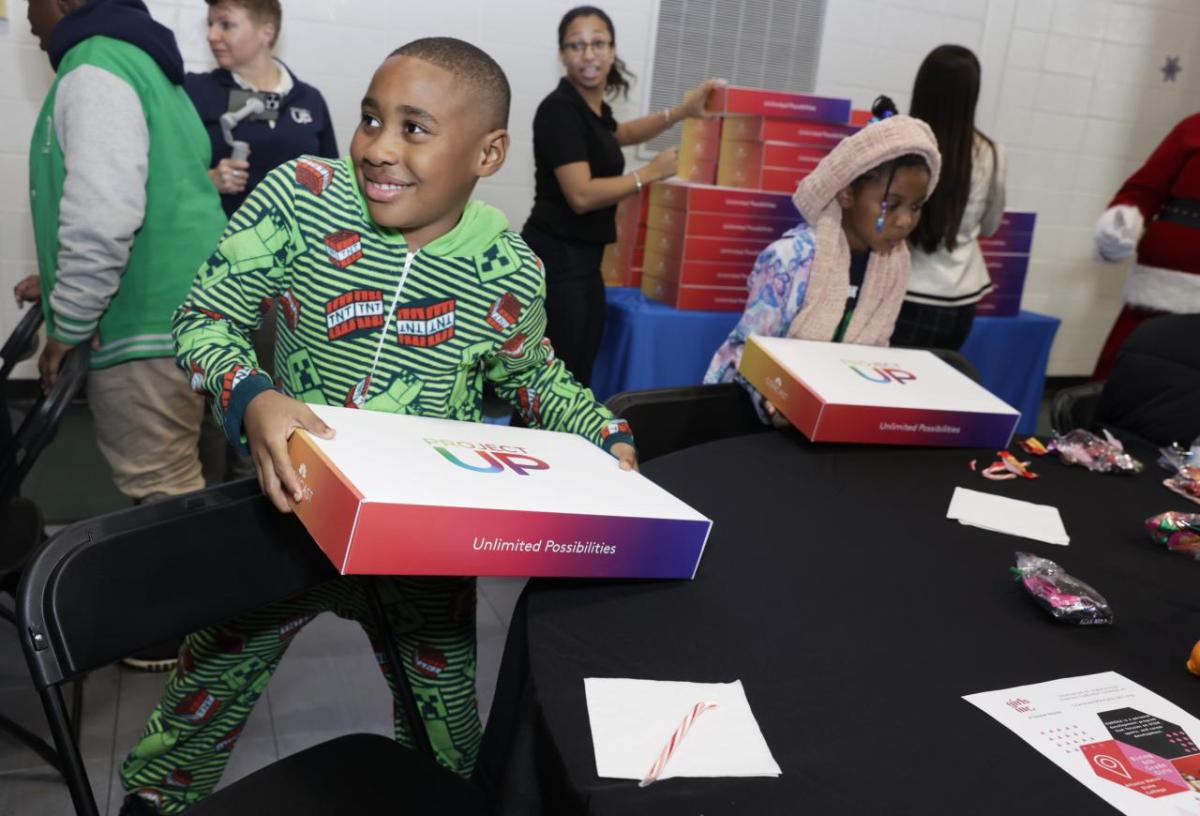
118, 37, 636, 815
22, 0, 225, 514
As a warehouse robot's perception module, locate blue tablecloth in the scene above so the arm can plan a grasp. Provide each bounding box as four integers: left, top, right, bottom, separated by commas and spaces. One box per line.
591, 287, 1060, 434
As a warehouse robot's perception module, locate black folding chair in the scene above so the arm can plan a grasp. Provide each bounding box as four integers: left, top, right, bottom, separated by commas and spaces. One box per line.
926, 347, 982, 383
0, 312, 91, 775
17, 479, 487, 816
1051, 314, 1200, 446
1049, 381, 1104, 437
0, 307, 45, 443
606, 382, 767, 464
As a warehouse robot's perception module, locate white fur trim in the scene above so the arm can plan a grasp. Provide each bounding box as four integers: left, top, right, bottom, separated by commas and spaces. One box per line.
1123, 264, 1200, 312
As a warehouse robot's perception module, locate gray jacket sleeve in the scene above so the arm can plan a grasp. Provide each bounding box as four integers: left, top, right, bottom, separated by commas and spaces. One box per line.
48, 64, 149, 344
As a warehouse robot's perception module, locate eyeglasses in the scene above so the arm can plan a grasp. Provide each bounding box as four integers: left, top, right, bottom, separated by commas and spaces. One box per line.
563, 39, 613, 55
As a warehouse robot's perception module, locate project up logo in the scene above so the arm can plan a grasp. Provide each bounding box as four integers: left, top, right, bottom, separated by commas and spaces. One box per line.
843, 359, 917, 385
424, 438, 550, 476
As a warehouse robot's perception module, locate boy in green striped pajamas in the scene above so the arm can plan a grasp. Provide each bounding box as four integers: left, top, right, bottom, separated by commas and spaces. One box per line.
119, 37, 637, 814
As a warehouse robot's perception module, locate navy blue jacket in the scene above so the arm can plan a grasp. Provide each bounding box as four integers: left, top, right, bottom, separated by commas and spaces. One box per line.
184, 66, 338, 216
50, 0, 184, 81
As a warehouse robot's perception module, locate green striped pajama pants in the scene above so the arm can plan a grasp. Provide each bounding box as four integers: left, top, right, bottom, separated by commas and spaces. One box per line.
119, 575, 480, 814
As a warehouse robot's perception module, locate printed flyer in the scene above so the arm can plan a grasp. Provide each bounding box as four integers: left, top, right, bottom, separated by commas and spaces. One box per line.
964, 672, 1200, 814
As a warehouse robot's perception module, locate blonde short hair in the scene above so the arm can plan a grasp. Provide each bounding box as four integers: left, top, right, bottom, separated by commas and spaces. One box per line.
207, 0, 282, 47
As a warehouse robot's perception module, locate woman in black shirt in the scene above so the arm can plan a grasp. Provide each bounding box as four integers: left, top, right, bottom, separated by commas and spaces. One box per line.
523, 5, 720, 386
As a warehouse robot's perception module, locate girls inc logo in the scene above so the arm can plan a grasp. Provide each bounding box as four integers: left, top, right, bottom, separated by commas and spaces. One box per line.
843, 359, 918, 385
424, 438, 550, 476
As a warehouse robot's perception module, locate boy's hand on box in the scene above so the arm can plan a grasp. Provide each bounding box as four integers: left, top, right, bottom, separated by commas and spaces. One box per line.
244, 390, 335, 513
612, 442, 639, 472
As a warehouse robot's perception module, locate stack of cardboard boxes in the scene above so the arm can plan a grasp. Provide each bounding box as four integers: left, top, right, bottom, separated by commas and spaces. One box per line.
604, 85, 864, 311
639, 181, 796, 310
600, 186, 649, 288
601, 87, 1035, 318
977, 212, 1036, 317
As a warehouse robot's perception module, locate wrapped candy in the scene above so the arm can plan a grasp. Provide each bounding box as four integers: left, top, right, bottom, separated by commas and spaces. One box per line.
1165, 469, 1200, 505
1050, 429, 1143, 474
1018, 437, 1049, 456
1159, 440, 1200, 506
986, 450, 1038, 480
1012, 552, 1113, 625
1158, 441, 1200, 473
1146, 512, 1200, 557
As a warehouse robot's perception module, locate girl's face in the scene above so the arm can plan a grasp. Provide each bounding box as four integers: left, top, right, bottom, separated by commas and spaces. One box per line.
839, 165, 931, 255
207, 3, 275, 71
560, 14, 615, 92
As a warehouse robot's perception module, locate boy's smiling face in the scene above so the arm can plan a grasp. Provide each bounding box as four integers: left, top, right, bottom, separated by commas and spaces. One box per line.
351, 55, 508, 248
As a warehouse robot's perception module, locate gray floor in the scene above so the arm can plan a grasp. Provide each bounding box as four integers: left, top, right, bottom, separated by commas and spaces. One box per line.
0, 577, 526, 816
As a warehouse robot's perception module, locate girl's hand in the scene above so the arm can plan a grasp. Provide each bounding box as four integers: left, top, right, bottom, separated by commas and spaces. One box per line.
763, 400, 792, 431
680, 78, 727, 119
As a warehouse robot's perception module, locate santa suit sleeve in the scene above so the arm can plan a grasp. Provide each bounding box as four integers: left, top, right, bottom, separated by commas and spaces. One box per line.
1109, 114, 1200, 220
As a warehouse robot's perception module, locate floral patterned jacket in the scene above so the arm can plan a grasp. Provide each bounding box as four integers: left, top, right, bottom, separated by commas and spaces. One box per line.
704, 224, 815, 418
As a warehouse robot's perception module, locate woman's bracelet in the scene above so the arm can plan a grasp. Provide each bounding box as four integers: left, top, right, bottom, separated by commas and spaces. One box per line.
662, 108, 673, 126
633, 171, 643, 192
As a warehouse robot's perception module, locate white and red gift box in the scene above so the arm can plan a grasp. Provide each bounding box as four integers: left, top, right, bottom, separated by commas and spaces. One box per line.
738, 337, 1019, 447
705, 85, 852, 124
288, 407, 712, 578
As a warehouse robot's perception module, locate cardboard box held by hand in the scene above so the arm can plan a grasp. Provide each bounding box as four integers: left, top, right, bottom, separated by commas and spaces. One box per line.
287, 406, 712, 578
738, 337, 1019, 447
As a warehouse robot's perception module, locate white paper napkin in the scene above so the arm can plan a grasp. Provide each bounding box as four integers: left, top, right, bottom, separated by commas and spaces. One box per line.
584, 678, 781, 782
947, 486, 1070, 545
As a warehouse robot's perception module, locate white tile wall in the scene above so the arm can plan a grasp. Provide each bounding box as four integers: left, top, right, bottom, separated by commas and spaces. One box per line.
816, 0, 1200, 374
0, 0, 656, 376
3, 0, 1198, 375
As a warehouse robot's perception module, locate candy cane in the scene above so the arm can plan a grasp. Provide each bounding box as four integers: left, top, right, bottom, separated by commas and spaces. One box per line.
638, 701, 719, 787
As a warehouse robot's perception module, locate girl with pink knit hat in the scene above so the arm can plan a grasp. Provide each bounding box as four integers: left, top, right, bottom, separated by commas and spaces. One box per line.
704, 97, 942, 427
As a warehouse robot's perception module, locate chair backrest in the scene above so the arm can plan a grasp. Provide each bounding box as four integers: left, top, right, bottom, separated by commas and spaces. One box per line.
0, 344, 90, 505
926, 348, 982, 383
0, 307, 44, 383
17, 478, 338, 816
1049, 382, 1104, 437
606, 382, 766, 464
1095, 314, 1200, 446
19, 478, 336, 687
0, 307, 46, 449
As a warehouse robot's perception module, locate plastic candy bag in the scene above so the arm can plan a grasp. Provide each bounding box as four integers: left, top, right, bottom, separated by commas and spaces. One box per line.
1159, 439, 1200, 505
1146, 512, 1200, 557
1012, 552, 1113, 625
1051, 429, 1143, 475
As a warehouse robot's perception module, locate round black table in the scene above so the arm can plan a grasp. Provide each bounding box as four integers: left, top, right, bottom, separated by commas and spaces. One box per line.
478, 431, 1200, 814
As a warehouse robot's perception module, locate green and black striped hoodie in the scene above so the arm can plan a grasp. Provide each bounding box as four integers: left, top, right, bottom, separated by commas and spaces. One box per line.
174, 156, 633, 454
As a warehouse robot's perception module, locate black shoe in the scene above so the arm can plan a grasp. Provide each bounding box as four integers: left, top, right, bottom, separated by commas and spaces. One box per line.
120, 639, 180, 672
118, 792, 162, 815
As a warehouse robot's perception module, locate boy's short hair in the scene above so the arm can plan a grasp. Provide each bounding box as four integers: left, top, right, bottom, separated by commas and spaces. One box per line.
207, 0, 283, 47
389, 37, 511, 131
